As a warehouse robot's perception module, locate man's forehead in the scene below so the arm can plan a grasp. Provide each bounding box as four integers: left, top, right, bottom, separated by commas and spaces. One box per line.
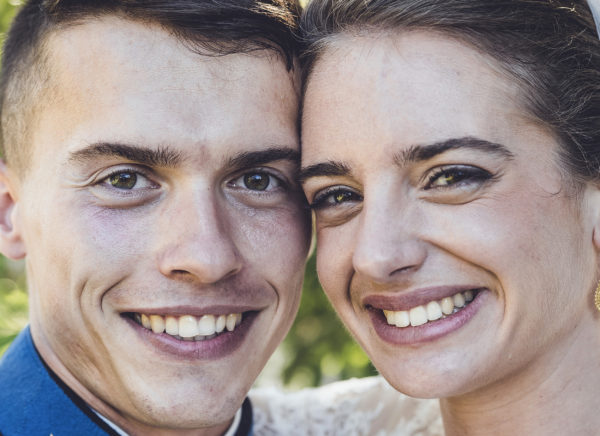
44, 17, 297, 103
45, 15, 296, 85
26, 15, 300, 173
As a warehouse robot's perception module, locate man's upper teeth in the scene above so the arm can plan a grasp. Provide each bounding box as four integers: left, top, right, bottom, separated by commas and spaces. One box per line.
138, 313, 242, 338
383, 289, 475, 328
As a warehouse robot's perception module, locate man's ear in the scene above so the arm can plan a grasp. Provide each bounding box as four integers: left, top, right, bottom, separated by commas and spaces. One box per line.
0, 161, 25, 259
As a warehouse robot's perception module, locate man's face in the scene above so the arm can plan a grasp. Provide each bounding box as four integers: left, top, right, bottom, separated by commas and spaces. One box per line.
9, 17, 310, 432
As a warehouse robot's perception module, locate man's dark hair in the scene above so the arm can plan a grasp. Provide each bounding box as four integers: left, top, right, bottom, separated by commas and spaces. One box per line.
300, 0, 600, 184
0, 0, 301, 170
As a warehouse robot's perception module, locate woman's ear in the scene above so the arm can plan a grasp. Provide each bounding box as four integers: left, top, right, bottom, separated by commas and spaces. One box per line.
0, 161, 25, 259
590, 186, 600, 252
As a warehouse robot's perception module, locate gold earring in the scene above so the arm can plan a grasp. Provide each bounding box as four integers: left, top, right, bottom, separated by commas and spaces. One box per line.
595, 281, 600, 312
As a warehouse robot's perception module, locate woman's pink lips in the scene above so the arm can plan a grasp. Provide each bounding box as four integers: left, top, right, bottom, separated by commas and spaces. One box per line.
368, 289, 488, 346
125, 311, 258, 360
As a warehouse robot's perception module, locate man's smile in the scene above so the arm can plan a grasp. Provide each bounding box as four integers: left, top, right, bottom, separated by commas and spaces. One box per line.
122, 308, 262, 360
130, 312, 243, 340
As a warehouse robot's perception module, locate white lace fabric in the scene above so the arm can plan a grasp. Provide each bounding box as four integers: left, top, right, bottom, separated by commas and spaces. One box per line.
250, 376, 443, 436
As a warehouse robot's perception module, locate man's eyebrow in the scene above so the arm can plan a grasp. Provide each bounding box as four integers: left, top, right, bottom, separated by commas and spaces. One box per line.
298, 161, 351, 184
69, 142, 182, 167
397, 136, 515, 165
226, 147, 300, 169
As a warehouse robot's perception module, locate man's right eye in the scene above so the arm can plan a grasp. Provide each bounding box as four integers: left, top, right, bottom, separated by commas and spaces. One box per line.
108, 171, 137, 190
89, 167, 161, 208
100, 169, 157, 191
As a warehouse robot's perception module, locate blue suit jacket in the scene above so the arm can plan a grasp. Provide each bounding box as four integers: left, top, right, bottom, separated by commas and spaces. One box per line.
0, 327, 253, 436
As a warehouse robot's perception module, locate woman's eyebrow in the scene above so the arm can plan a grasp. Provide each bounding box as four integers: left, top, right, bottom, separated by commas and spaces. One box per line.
68, 142, 182, 167
298, 137, 512, 184
396, 136, 515, 165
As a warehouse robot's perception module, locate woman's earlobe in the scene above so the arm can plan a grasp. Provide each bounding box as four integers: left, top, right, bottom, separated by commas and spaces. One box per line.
590, 187, 600, 251
0, 162, 25, 259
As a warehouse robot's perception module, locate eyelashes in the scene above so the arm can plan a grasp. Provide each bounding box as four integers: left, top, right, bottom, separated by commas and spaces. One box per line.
89, 166, 162, 208
423, 165, 493, 190
94, 165, 290, 194
89, 164, 295, 210
310, 187, 363, 210
308, 165, 495, 211
228, 170, 286, 193
98, 168, 158, 191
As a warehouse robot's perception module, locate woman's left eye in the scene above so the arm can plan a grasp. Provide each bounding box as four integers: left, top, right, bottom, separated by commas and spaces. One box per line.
424, 165, 492, 190
231, 171, 282, 192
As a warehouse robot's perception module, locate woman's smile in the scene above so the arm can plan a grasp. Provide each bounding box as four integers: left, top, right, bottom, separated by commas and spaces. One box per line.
363, 286, 488, 345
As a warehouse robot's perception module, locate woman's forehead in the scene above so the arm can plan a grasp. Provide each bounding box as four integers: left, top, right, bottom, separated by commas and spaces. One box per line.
301, 32, 529, 160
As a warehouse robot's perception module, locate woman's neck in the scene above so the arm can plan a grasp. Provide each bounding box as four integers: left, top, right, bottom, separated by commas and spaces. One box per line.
439, 315, 600, 436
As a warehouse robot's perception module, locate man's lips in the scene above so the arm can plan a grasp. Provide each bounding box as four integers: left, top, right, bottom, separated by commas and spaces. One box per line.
121, 304, 265, 341
123, 309, 260, 360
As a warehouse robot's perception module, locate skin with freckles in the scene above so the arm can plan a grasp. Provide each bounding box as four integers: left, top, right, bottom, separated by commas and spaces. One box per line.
301, 32, 600, 435
0, 17, 310, 436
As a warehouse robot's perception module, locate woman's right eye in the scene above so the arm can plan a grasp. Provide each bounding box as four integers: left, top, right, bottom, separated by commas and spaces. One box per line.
310, 187, 363, 210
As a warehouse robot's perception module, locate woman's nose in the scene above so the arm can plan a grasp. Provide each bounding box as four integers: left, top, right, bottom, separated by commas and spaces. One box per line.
352, 197, 427, 284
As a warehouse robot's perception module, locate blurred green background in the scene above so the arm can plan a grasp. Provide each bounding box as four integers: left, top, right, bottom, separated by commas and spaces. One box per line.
0, 0, 375, 388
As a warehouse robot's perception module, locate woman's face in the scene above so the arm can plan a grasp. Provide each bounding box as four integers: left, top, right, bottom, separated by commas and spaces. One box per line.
301, 31, 600, 398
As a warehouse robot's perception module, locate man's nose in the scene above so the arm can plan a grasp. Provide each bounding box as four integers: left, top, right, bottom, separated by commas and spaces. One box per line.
156, 190, 242, 284
352, 192, 427, 284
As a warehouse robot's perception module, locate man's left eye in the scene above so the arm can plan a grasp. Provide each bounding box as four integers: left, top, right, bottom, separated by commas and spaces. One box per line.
232, 171, 281, 192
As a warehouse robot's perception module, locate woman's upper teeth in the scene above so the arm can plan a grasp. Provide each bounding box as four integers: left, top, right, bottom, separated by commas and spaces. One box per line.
383, 289, 475, 328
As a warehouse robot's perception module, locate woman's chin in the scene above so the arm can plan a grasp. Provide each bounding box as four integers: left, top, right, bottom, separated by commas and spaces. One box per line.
372, 365, 474, 400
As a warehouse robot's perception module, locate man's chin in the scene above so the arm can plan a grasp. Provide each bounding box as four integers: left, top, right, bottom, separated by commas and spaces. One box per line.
97, 369, 253, 433
79, 310, 269, 432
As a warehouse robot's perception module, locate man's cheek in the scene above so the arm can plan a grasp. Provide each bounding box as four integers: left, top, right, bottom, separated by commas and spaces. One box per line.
239, 208, 309, 271
79, 206, 156, 257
